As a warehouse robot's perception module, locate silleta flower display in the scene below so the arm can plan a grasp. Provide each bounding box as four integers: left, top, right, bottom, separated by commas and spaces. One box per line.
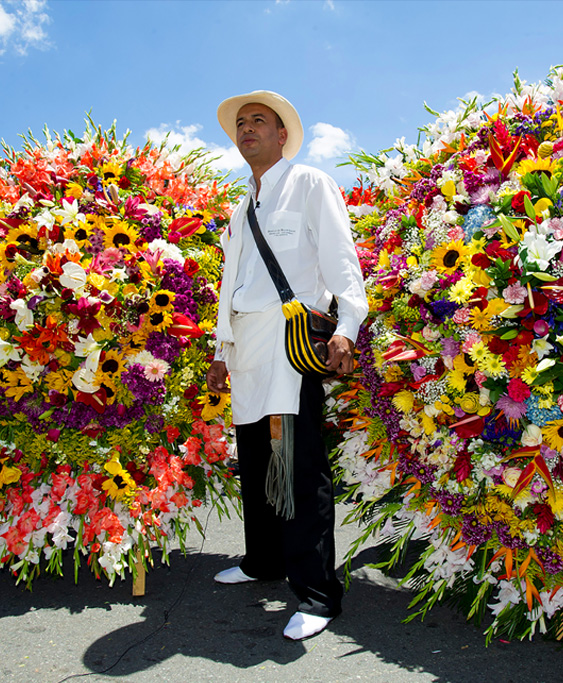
0, 120, 241, 586
335, 67, 563, 641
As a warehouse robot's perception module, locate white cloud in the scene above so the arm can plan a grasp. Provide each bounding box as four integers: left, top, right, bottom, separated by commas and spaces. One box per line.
0, 0, 51, 55
324, 0, 335, 9
307, 122, 355, 162
145, 122, 246, 173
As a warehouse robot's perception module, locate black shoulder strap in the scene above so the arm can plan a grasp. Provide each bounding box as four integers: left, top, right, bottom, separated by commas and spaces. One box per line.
246, 198, 295, 304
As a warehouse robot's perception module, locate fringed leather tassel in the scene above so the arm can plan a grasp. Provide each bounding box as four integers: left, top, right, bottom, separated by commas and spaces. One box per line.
265, 414, 295, 519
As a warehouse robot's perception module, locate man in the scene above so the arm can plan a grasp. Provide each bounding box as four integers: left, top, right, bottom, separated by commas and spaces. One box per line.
207, 90, 368, 640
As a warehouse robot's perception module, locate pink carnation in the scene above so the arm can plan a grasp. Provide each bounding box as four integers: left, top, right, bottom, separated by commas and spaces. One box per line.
503, 283, 527, 304
453, 308, 471, 324
461, 332, 482, 352
507, 377, 531, 402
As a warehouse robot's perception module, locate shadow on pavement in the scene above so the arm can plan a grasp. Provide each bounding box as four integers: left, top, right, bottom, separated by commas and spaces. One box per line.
1, 516, 562, 683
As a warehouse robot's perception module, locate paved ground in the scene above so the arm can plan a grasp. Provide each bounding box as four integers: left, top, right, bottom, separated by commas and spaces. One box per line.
1, 500, 562, 683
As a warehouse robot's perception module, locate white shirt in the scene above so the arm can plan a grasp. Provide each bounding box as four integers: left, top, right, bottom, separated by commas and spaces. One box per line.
215, 158, 368, 424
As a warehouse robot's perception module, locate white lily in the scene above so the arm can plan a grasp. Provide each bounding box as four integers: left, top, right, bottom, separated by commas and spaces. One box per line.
10, 299, 33, 331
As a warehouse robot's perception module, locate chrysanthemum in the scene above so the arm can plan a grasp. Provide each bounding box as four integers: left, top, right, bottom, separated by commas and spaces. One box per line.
392, 390, 415, 413
480, 354, 506, 377
447, 369, 467, 392
199, 391, 230, 421
468, 306, 493, 331
431, 239, 469, 274
448, 276, 475, 304
542, 419, 563, 452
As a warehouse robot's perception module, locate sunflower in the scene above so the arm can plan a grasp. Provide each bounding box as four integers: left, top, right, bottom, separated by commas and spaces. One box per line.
199, 390, 230, 421
99, 159, 123, 186
150, 289, 176, 313
431, 239, 468, 274
103, 220, 139, 251
143, 308, 173, 333
63, 221, 91, 246
542, 419, 563, 451
517, 156, 557, 177
5, 222, 43, 256
102, 454, 136, 500
96, 349, 126, 383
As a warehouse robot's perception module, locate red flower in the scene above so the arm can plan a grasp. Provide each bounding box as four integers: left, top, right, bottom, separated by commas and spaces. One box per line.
183, 258, 200, 277
453, 451, 472, 482
507, 378, 531, 402
511, 190, 532, 214
533, 502, 555, 533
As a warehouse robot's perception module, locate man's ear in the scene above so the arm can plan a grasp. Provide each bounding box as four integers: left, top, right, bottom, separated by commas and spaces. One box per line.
279, 126, 288, 147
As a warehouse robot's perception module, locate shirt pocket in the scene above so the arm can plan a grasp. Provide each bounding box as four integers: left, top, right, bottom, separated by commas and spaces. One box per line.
265, 210, 301, 251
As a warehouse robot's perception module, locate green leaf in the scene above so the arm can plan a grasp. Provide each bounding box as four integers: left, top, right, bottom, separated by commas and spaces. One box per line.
523, 194, 537, 221
530, 271, 558, 282
500, 329, 519, 339
497, 213, 521, 242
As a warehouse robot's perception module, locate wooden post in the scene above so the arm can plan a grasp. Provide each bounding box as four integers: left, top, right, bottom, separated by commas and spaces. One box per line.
132, 546, 146, 596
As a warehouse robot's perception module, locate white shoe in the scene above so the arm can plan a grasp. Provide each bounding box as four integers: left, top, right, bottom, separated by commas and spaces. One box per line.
283, 611, 333, 640
214, 566, 257, 584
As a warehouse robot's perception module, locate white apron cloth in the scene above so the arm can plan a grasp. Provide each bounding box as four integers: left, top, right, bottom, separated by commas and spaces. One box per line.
226, 306, 302, 425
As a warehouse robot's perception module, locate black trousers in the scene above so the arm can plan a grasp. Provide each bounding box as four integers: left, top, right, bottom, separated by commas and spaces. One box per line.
235, 375, 343, 618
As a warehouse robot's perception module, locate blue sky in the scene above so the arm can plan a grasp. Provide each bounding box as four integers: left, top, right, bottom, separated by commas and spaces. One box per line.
1, 0, 563, 187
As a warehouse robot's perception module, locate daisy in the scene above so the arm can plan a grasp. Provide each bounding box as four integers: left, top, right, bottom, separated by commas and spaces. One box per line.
144, 359, 169, 382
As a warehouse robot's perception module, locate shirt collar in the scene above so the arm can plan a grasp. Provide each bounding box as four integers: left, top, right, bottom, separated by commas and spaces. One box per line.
249, 157, 291, 203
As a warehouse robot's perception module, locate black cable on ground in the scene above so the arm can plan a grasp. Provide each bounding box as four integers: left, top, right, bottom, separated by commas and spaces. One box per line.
55, 504, 215, 683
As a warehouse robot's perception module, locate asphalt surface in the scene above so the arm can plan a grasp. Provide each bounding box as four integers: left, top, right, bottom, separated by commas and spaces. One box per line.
1, 500, 562, 683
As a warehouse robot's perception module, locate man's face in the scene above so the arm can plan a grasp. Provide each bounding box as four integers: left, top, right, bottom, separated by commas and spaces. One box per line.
235, 103, 287, 167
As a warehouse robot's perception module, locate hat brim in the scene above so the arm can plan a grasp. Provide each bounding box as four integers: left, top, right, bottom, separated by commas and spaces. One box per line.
217, 90, 303, 161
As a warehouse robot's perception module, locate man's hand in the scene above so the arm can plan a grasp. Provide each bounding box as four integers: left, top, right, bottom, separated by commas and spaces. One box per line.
326, 335, 355, 374
206, 360, 230, 394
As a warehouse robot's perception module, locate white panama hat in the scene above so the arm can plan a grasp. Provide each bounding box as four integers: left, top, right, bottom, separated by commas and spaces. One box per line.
217, 90, 304, 160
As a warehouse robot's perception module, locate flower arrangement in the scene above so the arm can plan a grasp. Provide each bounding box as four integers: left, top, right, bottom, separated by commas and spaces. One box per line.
0, 119, 241, 586
334, 67, 563, 641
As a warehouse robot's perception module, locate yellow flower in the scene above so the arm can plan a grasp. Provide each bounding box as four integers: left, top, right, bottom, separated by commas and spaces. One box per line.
431, 239, 469, 274
383, 365, 403, 382
44, 369, 74, 394
3, 368, 33, 401
199, 391, 230, 421
65, 182, 83, 199
457, 392, 481, 414
150, 289, 176, 313
521, 366, 539, 385
421, 411, 436, 436
447, 369, 467, 392
487, 298, 509, 316
102, 454, 136, 500
441, 180, 457, 201
392, 390, 415, 413
468, 306, 493, 331
453, 354, 476, 374
472, 268, 491, 287
468, 341, 489, 363
100, 159, 123, 185
535, 197, 553, 217
517, 157, 556, 177
0, 459, 22, 487
103, 220, 139, 252
449, 276, 475, 304
542, 419, 563, 451
480, 354, 506, 377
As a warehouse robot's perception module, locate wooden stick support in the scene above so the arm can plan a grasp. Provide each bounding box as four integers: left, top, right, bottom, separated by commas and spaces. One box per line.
132, 547, 146, 597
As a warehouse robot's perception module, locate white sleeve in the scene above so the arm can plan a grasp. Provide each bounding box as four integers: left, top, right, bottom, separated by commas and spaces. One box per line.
305, 175, 368, 343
